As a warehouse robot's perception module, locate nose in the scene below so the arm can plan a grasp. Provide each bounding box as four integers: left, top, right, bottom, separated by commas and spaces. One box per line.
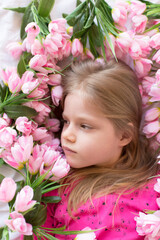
62, 124, 76, 143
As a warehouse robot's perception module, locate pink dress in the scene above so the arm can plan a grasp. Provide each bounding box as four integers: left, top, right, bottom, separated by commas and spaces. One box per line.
42, 177, 160, 240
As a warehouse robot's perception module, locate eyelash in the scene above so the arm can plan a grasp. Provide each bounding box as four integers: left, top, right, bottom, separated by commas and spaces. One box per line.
62, 119, 92, 130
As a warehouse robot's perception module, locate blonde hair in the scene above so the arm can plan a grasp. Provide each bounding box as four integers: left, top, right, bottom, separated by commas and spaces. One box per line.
60, 60, 159, 214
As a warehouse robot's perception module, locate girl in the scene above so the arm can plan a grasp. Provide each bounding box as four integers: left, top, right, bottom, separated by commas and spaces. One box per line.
44, 60, 160, 239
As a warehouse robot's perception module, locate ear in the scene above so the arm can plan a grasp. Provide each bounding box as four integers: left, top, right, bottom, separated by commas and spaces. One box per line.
119, 123, 133, 147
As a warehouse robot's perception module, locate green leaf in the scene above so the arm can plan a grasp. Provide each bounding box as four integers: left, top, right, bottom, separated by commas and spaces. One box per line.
33, 186, 42, 202
0, 228, 4, 240
3, 105, 38, 119
20, 2, 35, 40
4, 7, 26, 13
41, 196, 61, 203
0, 159, 5, 168
23, 236, 34, 240
24, 204, 47, 226
17, 54, 27, 77
65, 1, 87, 26
38, 0, 55, 17
95, 14, 106, 61
0, 174, 5, 184
1, 227, 9, 240
0, 85, 9, 104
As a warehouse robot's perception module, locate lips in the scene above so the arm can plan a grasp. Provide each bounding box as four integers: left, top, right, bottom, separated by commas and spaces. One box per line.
62, 146, 76, 153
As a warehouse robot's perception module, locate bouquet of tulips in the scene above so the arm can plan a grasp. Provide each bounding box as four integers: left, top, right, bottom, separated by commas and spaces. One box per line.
1, 0, 160, 239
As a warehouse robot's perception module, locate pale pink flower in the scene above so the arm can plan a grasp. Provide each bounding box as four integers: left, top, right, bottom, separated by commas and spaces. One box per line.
130, 1, 146, 17
81, 48, 95, 61
142, 76, 156, 94
51, 85, 63, 106
116, 32, 133, 52
15, 186, 36, 212
43, 34, 59, 55
0, 113, 11, 129
61, 40, 71, 58
31, 39, 44, 55
132, 15, 147, 33
6, 42, 23, 59
45, 118, 60, 132
48, 18, 67, 34
11, 135, 33, 164
48, 74, 62, 86
21, 78, 39, 94
0, 67, 17, 85
75, 227, 97, 240
0, 127, 17, 148
149, 82, 160, 102
51, 155, 70, 180
154, 178, 160, 193
25, 22, 40, 46
153, 50, 160, 64
28, 144, 43, 175
150, 33, 160, 50
0, 178, 16, 202
71, 38, 83, 57
112, 5, 128, 27
134, 58, 152, 78
134, 35, 151, 57
143, 120, 160, 138
8, 72, 22, 93
21, 70, 34, 84
15, 117, 33, 135
145, 108, 160, 122
129, 40, 142, 59
1, 149, 24, 169
6, 211, 32, 235
135, 211, 160, 238
32, 127, 49, 141
29, 54, 48, 73
43, 147, 60, 166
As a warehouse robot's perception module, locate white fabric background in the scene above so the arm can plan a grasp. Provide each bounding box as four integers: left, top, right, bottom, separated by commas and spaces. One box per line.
0, 0, 159, 238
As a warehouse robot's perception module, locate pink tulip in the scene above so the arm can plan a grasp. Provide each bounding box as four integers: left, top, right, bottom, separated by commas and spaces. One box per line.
0, 127, 17, 148
51, 85, 63, 106
143, 120, 160, 138
21, 78, 39, 94
129, 40, 142, 60
132, 15, 147, 33
45, 118, 60, 132
75, 227, 97, 240
0, 178, 16, 202
51, 155, 70, 180
48, 74, 62, 86
134, 58, 152, 78
153, 49, 160, 64
6, 211, 33, 235
1, 149, 24, 169
134, 211, 160, 238
0, 67, 17, 85
71, 38, 83, 57
29, 54, 48, 73
130, 1, 146, 17
149, 82, 160, 102
8, 73, 22, 93
32, 127, 49, 141
28, 144, 43, 175
15, 117, 33, 135
150, 33, 160, 50
112, 6, 128, 27
48, 18, 67, 34
11, 135, 33, 164
15, 186, 36, 212
6, 42, 23, 59
145, 108, 160, 122
43, 147, 60, 166
61, 40, 71, 58
31, 39, 44, 55
25, 22, 40, 46
21, 70, 34, 84
135, 35, 151, 57
0, 113, 11, 129
43, 34, 59, 55
142, 76, 156, 94
116, 32, 133, 52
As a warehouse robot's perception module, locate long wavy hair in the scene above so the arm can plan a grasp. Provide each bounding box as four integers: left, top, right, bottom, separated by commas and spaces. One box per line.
60, 59, 159, 214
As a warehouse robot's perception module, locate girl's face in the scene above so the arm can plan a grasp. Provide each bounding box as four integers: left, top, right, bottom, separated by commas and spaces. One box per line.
61, 90, 124, 168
